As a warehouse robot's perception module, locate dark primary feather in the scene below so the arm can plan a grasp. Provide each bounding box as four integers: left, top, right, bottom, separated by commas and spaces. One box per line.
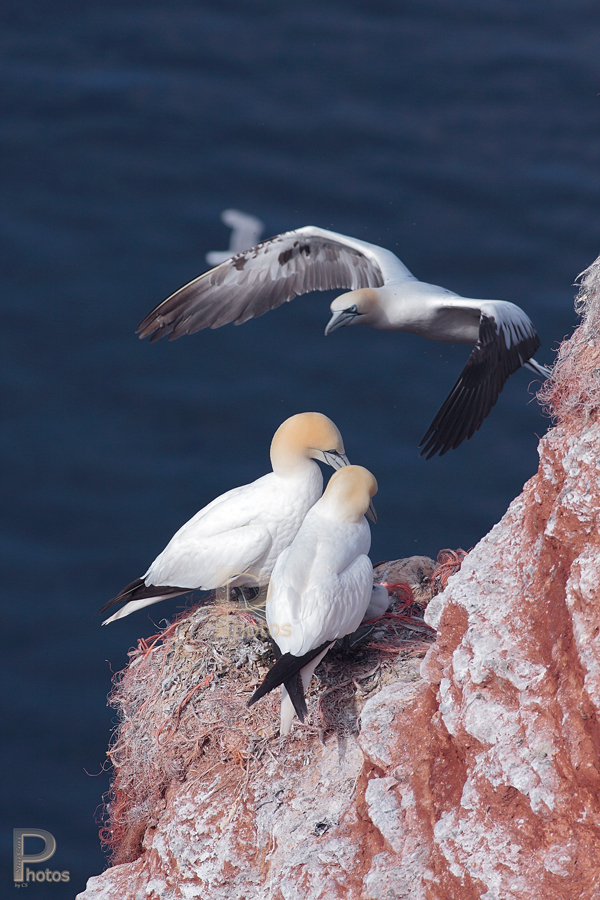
99, 577, 191, 614
137, 229, 384, 341
247, 639, 331, 721
419, 313, 541, 458
283, 671, 307, 722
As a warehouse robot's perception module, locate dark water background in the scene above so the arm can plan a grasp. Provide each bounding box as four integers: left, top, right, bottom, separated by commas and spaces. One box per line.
2, 0, 598, 894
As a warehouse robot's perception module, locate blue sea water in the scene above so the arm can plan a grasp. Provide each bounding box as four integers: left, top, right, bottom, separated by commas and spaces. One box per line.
2, 1, 599, 894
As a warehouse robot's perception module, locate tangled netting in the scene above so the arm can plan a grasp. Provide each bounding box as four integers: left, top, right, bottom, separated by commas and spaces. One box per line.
539, 254, 600, 425
430, 548, 468, 596
98, 552, 469, 867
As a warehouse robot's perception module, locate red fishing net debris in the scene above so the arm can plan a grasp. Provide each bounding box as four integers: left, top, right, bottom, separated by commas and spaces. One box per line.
538, 255, 600, 426
98, 558, 440, 865
431, 548, 468, 596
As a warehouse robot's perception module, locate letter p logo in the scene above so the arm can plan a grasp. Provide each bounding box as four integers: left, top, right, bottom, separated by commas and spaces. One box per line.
13, 829, 56, 882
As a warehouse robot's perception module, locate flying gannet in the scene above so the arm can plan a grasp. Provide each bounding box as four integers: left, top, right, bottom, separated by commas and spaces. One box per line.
248, 464, 378, 735
137, 226, 550, 457
101, 412, 355, 624
205, 209, 264, 266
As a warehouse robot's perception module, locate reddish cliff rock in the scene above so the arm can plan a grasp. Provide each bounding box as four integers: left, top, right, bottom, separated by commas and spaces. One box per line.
79, 258, 600, 899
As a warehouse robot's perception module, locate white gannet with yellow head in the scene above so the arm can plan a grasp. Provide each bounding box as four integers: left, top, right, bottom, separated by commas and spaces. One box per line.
248, 464, 378, 736
136, 225, 550, 458
101, 412, 355, 624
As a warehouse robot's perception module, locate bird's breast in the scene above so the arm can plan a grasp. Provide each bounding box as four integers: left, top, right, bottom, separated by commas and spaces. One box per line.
258, 469, 323, 571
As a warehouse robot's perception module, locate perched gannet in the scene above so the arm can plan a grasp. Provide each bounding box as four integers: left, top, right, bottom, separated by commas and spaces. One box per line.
137, 226, 550, 457
101, 412, 353, 624
205, 209, 264, 266
248, 465, 378, 735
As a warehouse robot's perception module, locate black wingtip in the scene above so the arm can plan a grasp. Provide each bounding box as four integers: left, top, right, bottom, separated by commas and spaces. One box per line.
99, 577, 146, 614
283, 671, 307, 722
247, 640, 331, 709
418, 311, 543, 459
99, 578, 190, 615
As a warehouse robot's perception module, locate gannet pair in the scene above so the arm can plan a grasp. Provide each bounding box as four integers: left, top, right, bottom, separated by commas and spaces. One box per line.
248, 465, 378, 735
101, 412, 370, 624
136, 225, 550, 457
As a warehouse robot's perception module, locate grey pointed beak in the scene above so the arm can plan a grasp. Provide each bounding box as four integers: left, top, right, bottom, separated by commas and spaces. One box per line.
366, 499, 377, 524
322, 450, 351, 470
324, 309, 359, 335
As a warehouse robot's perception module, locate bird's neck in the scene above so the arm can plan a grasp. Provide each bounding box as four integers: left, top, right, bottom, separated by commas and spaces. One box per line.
270, 451, 320, 480
314, 491, 365, 524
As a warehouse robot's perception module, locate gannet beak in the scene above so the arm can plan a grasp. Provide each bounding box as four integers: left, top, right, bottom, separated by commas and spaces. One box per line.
366, 499, 377, 524
325, 309, 360, 335
321, 450, 351, 470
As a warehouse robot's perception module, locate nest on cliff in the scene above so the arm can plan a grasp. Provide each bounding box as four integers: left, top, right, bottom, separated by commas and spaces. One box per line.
99, 551, 462, 867
539, 254, 600, 425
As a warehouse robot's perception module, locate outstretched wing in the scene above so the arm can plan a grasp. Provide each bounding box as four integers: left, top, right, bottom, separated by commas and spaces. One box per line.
137, 226, 388, 341
419, 303, 542, 458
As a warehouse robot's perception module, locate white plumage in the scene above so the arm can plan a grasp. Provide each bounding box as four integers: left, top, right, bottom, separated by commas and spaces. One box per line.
101, 412, 351, 624
137, 225, 550, 457
205, 209, 264, 266
248, 465, 378, 735
362, 583, 390, 621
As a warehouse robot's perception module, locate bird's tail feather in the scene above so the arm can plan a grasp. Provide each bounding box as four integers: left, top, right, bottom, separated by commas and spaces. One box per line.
524, 358, 552, 378
280, 687, 296, 736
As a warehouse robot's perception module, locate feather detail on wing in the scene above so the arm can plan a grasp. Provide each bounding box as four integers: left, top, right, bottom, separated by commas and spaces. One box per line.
160, 475, 274, 540
137, 227, 386, 341
144, 522, 273, 589
268, 549, 373, 657
293, 555, 373, 653
419, 306, 541, 458
141, 476, 280, 587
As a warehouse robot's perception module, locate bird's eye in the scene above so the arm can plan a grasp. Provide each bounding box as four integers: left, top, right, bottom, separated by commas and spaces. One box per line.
347, 304, 358, 313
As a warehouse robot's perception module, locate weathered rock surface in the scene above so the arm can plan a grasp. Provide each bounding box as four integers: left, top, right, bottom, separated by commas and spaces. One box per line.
79, 258, 600, 899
